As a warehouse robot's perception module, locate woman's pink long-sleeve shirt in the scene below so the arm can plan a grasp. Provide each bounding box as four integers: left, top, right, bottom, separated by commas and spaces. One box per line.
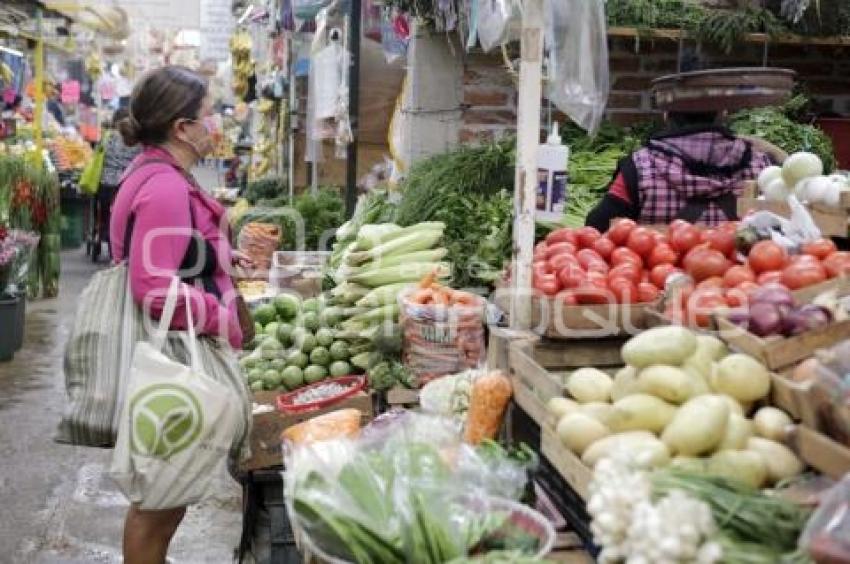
110, 146, 242, 348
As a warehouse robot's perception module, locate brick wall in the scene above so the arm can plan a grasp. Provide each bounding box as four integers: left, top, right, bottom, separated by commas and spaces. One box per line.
459, 37, 850, 141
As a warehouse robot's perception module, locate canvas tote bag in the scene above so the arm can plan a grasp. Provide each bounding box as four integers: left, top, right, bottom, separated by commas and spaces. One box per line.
57, 161, 252, 450
109, 277, 245, 509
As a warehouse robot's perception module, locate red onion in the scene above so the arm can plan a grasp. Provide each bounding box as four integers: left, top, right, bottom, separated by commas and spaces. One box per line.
726, 309, 750, 329
748, 302, 784, 337
751, 283, 796, 310
782, 304, 832, 336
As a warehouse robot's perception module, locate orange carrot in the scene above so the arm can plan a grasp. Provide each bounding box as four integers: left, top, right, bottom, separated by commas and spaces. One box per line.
464, 371, 513, 445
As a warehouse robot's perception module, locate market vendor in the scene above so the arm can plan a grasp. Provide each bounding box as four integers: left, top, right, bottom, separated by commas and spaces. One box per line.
585, 111, 781, 231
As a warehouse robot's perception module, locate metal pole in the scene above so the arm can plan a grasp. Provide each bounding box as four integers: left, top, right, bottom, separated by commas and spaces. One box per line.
344, 0, 361, 219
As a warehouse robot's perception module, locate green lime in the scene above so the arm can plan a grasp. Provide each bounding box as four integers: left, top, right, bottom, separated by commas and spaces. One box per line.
329, 341, 350, 361
247, 368, 265, 383
302, 312, 321, 333
263, 369, 282, 390
254, 321, 263, 335
273, 294, 301, 321
269, 358, 287, 372
310, 346, 331, 367
281, 366, 304, 390
277, 323, 295, 346
330, 360, 352, 378
297, 333, 317, 354
253, 303, 277, 326
259, 338, 284, 359
320, 307, 342, 328
302, 297, 323, 314
286, 350, 309, 370
250, 380, 265, 392
315, 327, 334, 347
304, 365, 328, 384
264, 321, 280, 337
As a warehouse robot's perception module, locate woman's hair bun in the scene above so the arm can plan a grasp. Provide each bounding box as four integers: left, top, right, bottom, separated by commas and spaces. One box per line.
118, 115, 141, 146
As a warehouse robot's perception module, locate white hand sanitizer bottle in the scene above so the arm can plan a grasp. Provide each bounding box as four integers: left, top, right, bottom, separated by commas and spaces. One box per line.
537, 122, 569, 222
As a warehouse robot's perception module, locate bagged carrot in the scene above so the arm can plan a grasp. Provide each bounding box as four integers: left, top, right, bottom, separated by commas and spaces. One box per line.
463, 371, 513, 445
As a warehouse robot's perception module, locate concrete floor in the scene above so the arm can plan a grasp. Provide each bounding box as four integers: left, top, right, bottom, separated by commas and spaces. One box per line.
0, 249, 244, 563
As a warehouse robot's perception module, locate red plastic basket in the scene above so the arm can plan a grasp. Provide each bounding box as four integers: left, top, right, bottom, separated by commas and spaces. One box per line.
276, 375, 366, 415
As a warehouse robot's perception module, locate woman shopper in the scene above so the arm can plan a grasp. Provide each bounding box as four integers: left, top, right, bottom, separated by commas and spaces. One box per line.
110, 66, 251, 564
95, 107, 141, 259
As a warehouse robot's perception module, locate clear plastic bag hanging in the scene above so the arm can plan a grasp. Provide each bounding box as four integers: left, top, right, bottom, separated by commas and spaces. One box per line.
477, 0, 520, 52
545, 0, 610, 135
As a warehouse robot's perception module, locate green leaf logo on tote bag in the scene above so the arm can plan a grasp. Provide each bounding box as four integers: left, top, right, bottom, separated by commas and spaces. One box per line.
129, 383, 203, 459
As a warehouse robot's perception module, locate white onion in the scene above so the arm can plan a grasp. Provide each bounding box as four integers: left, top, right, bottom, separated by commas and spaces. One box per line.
782, 151, 824, 188
803, 175, 834, 204
763, 178, 790, 202
757, 165, 783, 192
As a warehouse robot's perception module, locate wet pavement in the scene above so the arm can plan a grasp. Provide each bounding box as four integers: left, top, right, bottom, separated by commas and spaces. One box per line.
0, 249, 243, 563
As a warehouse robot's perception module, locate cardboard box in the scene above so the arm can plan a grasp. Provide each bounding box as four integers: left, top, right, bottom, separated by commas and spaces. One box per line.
240, 391, 374, 472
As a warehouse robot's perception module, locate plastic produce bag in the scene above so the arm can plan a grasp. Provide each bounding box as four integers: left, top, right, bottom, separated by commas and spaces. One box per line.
293, 0, 334, 20
477, 0, 520, 52
399, 289, 486, 386
284, 412, 549, 563
800, 475, 850, 562
545, 0, 610, 135
740, 195, 822, 251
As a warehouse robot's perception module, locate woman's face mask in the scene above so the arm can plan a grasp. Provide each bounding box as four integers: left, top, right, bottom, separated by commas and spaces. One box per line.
177, 98, 215, 159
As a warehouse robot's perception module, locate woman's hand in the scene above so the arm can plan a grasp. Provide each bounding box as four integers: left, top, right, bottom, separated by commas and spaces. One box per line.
231, 250, 255, 269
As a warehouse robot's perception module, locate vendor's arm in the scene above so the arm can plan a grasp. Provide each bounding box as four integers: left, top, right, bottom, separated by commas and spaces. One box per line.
127, 178, 240, 346
585, 158, 640, 231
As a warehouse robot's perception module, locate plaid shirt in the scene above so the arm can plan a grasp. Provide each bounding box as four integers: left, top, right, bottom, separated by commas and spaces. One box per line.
633, 129, 772, 225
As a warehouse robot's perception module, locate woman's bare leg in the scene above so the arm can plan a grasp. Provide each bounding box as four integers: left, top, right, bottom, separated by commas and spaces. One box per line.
123, 504, 186, 564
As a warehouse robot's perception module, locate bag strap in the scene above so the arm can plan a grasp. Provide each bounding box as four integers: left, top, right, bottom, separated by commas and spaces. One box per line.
151, 276, 203, 373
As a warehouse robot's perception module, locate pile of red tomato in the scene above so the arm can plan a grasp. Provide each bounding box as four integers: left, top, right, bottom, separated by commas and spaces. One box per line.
531, 218, 850, 326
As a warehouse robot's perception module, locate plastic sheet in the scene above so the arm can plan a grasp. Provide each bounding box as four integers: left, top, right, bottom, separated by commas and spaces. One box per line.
477, 0, 520, 52
284, 412, 547, 563
800, 474, 850, 563
545, 0, 610, 135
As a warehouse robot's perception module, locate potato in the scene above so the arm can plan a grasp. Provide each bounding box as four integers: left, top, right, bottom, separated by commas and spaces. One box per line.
637, 365, 693, 404
581, 431, 670, 468
716, 414, 754, 451
621, 326, 697, 368
611, 365, 640, 402
547, 397, 579, 420
707, 450, 768, 489
753, 407, 793, 442
747, 437, 804, 484
696, 335, 728, 361
556, 413, 610, 455
714, 354, 771, 402
661, 395, 730, 456
718, 395, 745, 417
578, 402, 615, 427
608, 394, 677, 434
566, 368, 613, 403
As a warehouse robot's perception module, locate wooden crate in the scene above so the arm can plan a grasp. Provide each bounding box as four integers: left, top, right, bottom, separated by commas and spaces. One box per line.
770, 372, 817, 427
790, 425, 850, 480
488, 326, 538, 374
737, 181, 850, 238
493, 282, 658, 339
239, 391, 374, 472
508, 337, 626, 427
386, 386, 420, 407
716, 315, 850, 371
540, 426, 593, 501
